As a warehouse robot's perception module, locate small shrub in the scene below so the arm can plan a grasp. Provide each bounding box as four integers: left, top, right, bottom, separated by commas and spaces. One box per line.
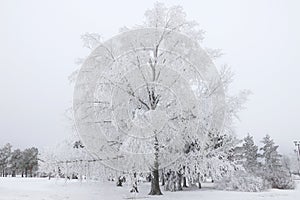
267, 174, 295, 189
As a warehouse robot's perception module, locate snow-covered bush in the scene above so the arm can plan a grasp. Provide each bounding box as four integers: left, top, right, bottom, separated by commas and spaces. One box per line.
265, 173, 295, 189
215, 170, 266, 192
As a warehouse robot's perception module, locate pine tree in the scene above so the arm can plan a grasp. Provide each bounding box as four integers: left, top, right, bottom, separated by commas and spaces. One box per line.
0, 143, 12, 177
21, 147, 39, 177
242, 134, 260, 173
260, 134, 295, 189
10, 149, 22, 177
260, 135, 282, 174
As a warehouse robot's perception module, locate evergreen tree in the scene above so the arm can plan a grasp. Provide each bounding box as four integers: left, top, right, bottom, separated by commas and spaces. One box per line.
260, 135, 282, 173
0, 143, 12, 177
9, 149, 22, 177
21, 147, 39, 177
260, 135, 295, 189
242, 134, 260, 173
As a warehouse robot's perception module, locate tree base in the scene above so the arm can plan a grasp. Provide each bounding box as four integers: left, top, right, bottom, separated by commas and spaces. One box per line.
148, 190, 163, 195
148, 168, 163, 195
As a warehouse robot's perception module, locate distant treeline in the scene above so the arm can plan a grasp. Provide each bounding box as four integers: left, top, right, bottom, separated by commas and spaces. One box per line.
0, 143, 38, 177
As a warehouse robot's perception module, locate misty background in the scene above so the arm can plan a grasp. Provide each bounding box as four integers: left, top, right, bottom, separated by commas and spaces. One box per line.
0, 0, 299, 154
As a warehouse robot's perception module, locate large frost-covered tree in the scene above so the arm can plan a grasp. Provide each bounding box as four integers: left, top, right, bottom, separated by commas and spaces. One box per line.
72, 3, 250, 195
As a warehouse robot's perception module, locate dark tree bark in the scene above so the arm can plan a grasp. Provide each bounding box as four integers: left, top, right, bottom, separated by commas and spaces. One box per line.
148, 136, 163, 195
177, 171, 183, 191
183, 177, 188, 188
149, 169, 163, 195
161, 170, 165, 186
198, 181, 202, 189
198, 173, 202, 189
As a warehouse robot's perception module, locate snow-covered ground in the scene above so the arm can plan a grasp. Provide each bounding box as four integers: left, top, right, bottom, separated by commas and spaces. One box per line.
0, 177, 299, 200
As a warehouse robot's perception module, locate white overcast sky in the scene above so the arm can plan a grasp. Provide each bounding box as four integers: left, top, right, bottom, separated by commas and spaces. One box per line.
0, 0, 299, 153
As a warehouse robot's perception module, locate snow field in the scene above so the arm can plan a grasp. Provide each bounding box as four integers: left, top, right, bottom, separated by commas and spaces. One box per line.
0, 178, 299, 200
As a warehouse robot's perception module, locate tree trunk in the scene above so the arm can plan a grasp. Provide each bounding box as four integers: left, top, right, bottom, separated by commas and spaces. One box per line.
198, 173, 201, 189
183, 177, 188, 188
182, 166, 188, 188
148, 135, 163, 195
161, 170, 165, 186
149, 168, 162, 195
198, 181, 202, 189
177, 171, 183, 191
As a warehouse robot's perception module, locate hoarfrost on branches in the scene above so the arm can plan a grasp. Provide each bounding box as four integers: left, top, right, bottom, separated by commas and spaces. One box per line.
73, 4, 226, 174
70, 3, 252, 195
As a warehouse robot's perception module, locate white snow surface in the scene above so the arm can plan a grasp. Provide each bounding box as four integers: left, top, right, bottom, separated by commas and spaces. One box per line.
0, 177, 299, 200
